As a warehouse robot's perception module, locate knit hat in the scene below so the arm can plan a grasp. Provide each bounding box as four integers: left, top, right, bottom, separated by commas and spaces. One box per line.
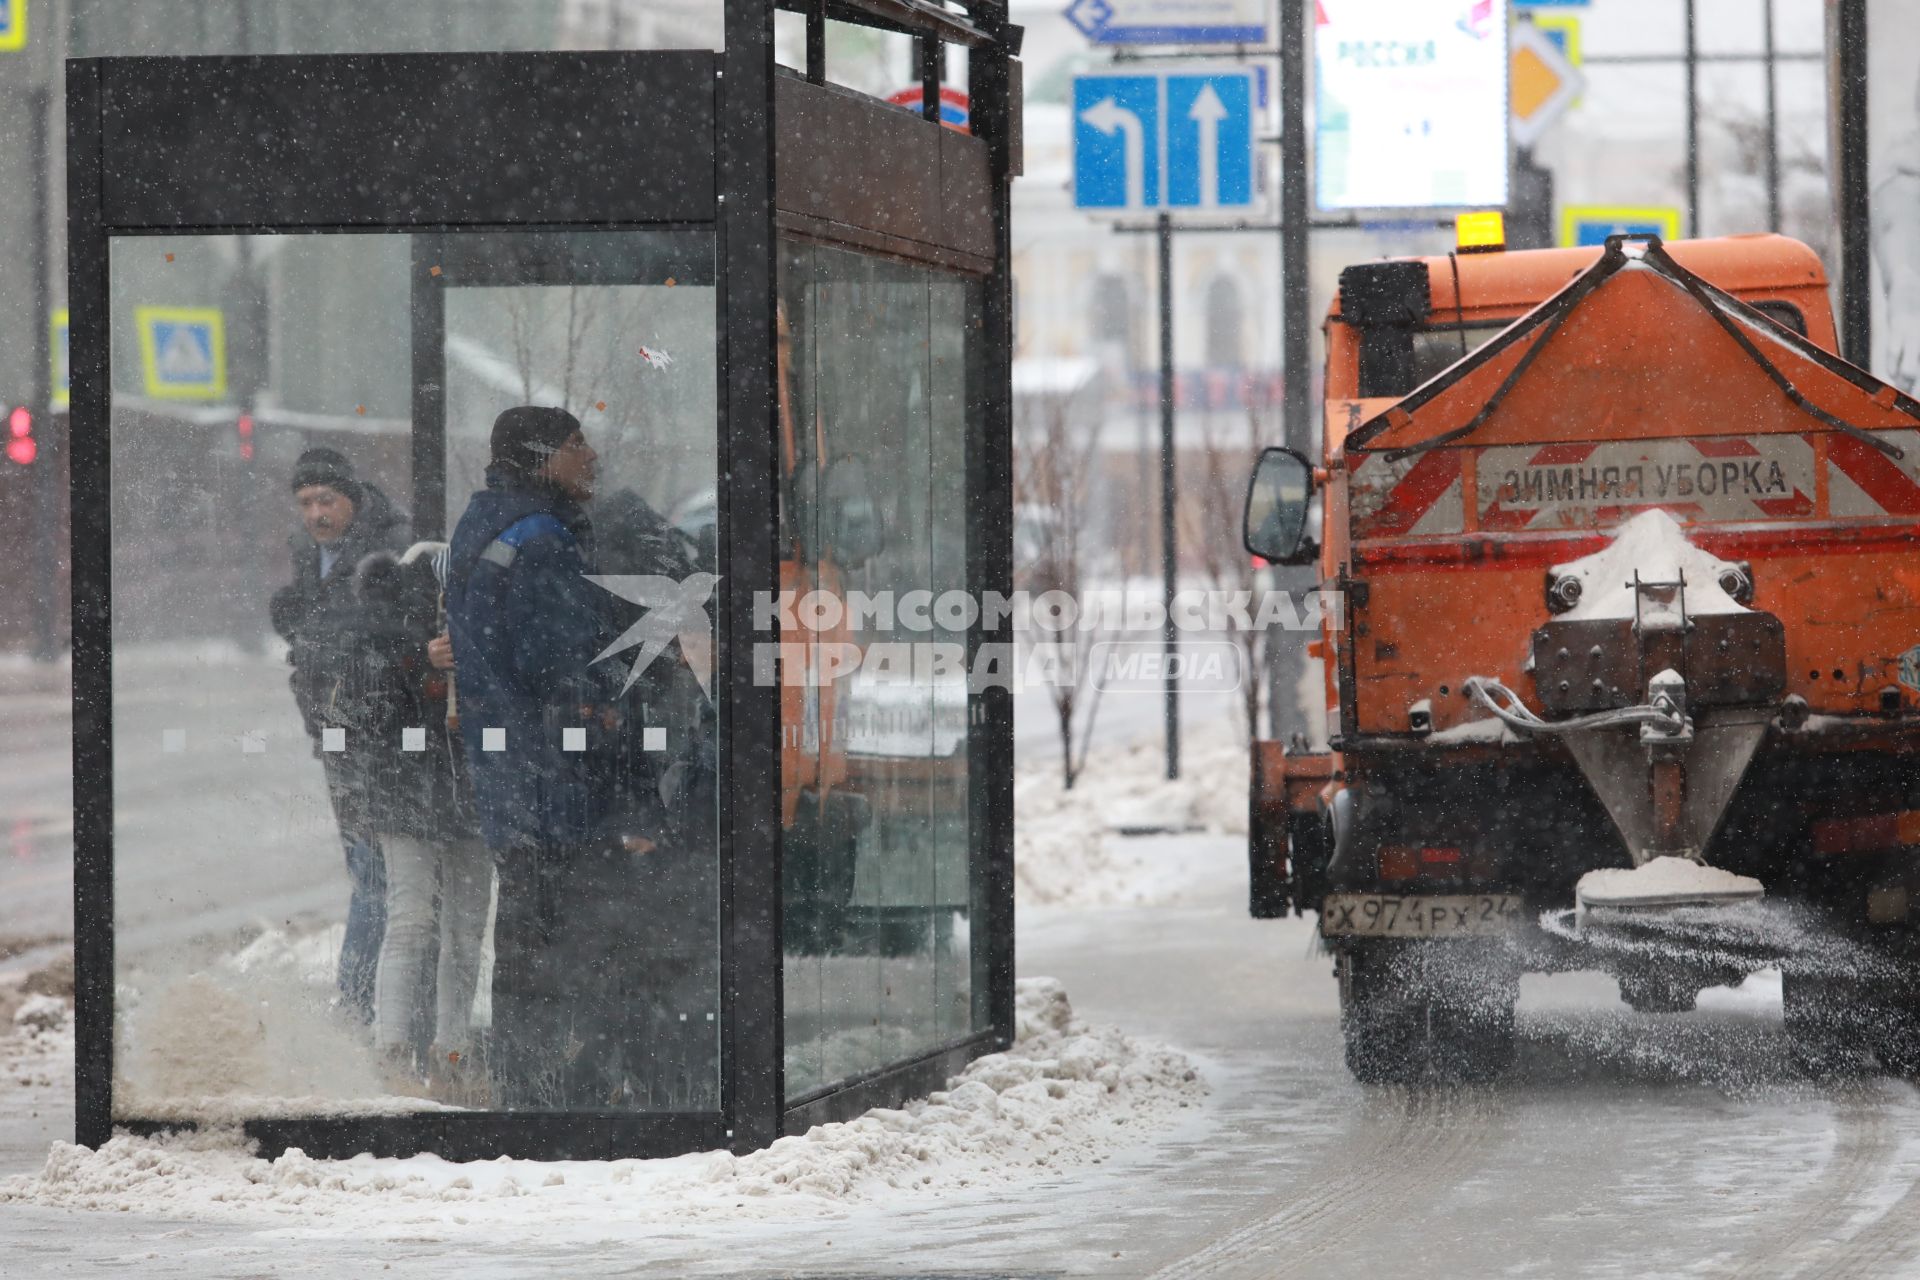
289, 447, 363, 506
489, 406, 582, 479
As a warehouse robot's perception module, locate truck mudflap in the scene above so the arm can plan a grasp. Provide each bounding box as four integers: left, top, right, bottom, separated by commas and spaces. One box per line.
1248, 739, 1338, 918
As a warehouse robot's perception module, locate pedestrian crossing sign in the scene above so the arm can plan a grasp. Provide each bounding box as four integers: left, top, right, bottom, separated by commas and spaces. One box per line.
1559, 205, 1684, 249
51, 308, 67, 409
0, 0, 26, 54
136, 306, 227, 400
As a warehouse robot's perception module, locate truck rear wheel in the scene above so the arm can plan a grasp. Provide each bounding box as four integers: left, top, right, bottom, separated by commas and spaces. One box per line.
1338, 949, 1417, 1084
1338, 946, 1517, 1084
1783, 972, 1877, 1077
1433, 996, 1518, 1083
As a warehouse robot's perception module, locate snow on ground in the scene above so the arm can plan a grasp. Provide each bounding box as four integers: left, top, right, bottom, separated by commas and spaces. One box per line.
1015, 715, 1247, 909
0, 682, 1237, 1263
0, 978, 1203, 1229
5, 997, 72, 1096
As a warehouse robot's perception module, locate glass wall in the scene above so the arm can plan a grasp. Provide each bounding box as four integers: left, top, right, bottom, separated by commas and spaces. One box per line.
107, 229, 720, 1119
778, 239, 980, 1099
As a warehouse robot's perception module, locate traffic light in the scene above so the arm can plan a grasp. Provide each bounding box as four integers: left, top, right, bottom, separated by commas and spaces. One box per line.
5, 406, 34, 466
236, 411, 255, 461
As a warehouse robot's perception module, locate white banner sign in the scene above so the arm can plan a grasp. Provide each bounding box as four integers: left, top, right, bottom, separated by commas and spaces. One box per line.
1314, 0, 1511, 211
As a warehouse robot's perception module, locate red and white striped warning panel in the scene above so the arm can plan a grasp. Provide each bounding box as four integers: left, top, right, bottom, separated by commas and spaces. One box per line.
1476, 437, 1817, 530
1349, 450, 1465, 539
1350, 433, 1920, 540
1826, 429, 1920, 518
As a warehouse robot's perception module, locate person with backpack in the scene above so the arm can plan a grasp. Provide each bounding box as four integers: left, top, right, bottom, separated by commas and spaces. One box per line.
353, 543, 491, 1100
446, 406, 711, 1108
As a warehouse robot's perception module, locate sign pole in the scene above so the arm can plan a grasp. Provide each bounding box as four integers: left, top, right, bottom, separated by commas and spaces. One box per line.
1833, 0, 1870, 367
1158, 209, 1179, 780
1270, 0, 1313, 742
1762, 0, 1780, 232
1684, 0, 1699, 236
1511, 146, 1554, 250
28, 82, 55, 662
1279, 0, 1309, 458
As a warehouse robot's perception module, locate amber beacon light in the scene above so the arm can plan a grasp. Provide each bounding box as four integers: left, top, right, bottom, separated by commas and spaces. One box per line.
1455, 210, 1506, 254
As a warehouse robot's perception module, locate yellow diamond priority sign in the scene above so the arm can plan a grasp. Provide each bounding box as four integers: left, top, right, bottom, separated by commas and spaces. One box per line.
0, 0, 24, 53
1511, 20, 1584, 149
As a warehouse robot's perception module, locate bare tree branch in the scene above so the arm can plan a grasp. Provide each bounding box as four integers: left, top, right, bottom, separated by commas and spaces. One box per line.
1013, 387, 1109, 789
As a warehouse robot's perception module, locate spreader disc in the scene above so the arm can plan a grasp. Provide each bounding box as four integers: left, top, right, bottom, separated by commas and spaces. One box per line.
1575, 856, 1765, 912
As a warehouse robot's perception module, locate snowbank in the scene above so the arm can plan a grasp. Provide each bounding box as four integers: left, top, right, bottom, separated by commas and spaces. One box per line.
5, 994, 72, 1093
1553, 509, 1747, 622
1577, 856, 1764, 908
0, 978, 1203, 1227
1015, 717, 1247, 909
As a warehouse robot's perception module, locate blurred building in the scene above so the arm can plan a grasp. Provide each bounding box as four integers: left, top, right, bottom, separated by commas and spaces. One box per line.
0, 0, 721, 651
0, 0, 1888, 648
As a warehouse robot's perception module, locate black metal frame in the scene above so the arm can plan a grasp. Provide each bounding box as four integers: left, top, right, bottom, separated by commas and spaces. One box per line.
67, 0, 1018, 1162
763, 0, 1021, 1132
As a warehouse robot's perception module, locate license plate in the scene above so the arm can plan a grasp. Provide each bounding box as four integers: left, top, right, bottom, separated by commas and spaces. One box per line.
1320, 893, 1526, 938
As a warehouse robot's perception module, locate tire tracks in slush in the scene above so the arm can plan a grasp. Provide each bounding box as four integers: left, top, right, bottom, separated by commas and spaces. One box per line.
1145, 1085, 1509, 1280
1717, 1082, 1900, 1279
1787, 1083, 1920, 1280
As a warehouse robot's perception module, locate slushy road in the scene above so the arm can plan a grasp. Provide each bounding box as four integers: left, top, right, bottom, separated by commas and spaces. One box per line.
10, 837, 1920, 1277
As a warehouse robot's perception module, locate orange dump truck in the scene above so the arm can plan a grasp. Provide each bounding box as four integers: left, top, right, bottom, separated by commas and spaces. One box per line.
1244, 232, 1920, 1082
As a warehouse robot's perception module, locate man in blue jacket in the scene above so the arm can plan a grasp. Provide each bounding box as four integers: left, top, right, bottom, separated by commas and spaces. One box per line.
447, 406, 709, 1109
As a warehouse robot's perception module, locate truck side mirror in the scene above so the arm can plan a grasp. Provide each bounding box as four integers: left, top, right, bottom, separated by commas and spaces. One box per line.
1244, 446, 1317, 565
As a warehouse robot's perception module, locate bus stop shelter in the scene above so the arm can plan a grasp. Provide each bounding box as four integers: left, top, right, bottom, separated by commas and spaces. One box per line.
65, 0, 1018, 1160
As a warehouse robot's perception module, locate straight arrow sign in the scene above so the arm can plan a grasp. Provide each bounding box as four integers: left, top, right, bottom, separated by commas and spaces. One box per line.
1189, 83, 1226, 207
1165, 70, 1254, 210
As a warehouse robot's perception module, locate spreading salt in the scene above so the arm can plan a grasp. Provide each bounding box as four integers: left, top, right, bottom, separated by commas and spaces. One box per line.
1576, 856, 1764, 907
1553, 510, 1748, 622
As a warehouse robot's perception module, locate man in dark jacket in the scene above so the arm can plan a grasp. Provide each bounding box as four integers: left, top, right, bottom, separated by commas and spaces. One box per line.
448, 407, 714, 1109
269, 447, 410, 1023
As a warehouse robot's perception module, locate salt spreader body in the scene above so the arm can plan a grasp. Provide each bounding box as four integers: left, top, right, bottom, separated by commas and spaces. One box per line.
1244, 230, 1920, 1082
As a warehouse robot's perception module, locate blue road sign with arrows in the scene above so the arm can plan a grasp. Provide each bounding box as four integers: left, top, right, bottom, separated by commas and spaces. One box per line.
1073, 67, 1257, 214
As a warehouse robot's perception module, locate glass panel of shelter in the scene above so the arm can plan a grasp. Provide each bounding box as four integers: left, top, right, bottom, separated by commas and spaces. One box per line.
777, 238, 978, 1101
108, 228, 720, 1120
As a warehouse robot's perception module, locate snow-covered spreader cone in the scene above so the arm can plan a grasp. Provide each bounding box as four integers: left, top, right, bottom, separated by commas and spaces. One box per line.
1575, 856, 1765, 914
